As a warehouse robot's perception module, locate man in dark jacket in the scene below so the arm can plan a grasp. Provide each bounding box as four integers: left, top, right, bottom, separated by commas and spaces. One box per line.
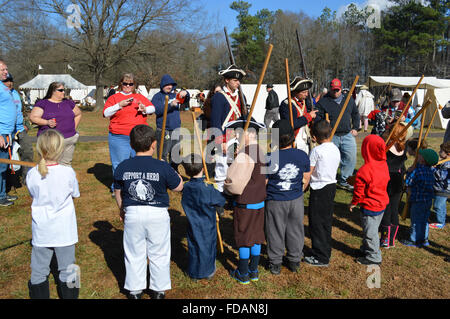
315, 78, 360, 191
442, 101, 450, 143
264, 84, 279, 128
151, 74, 187, 168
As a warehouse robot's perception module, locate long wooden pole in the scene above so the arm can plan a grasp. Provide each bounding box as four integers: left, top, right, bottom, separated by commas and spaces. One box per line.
400, 105, 428, 221
285, 59, 295, 147
385, 98, 432, 151
385, 75, 424, 146
158, 95, 169, 161
422, 104, 443, 142
330, 75, 359, 140
0, 158, 35, 168
191, 112, 223, 253
242, 44, 273, 134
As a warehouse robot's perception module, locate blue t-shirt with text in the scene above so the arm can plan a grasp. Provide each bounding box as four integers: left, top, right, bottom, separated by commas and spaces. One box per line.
114, 156, 180, 208
266, 148, 310, 201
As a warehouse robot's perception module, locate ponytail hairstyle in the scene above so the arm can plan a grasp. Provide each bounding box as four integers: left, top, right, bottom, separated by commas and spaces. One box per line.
36, 129, 65, 177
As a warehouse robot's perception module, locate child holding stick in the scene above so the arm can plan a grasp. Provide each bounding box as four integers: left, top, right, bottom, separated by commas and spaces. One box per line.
26, 129, 80, 299
181, 154, 226, 280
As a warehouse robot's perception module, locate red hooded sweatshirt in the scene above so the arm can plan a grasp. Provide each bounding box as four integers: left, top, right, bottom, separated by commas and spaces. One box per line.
351, 135, 390, 213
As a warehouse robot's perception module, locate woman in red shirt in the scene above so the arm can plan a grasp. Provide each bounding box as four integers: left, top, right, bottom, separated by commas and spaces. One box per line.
103, 73, 155, 195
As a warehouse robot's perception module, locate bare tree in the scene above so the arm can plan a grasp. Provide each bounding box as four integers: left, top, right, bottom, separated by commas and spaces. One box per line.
31, 0, 201, 110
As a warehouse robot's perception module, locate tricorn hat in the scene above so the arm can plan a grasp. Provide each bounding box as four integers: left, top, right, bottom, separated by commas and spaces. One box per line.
290, 76, 313, 92
225, 115, 265, 131
218, 64, 246, 80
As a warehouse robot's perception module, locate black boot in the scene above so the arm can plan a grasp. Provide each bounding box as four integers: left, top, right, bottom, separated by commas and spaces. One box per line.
57, 279, 79, 299
248, 255, 260, 282
28, 280, 50, 299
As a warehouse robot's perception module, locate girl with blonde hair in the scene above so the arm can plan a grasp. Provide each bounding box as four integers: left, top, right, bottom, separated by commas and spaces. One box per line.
26, 129, 81, 299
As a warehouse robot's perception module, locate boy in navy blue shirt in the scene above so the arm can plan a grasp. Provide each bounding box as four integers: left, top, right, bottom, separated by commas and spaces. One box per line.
265, 119, 311, 274
114, 124, 183, 299
181, 154, 226, 280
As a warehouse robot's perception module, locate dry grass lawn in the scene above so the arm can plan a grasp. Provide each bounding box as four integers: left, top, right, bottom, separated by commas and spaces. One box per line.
0, 110, 449, 299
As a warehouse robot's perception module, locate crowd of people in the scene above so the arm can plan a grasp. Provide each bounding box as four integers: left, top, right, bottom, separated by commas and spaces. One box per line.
0, 57, 448, 300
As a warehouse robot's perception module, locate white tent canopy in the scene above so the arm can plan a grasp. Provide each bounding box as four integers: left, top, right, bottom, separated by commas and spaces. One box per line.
367, 76, 450, 129
19, 74, 88, 90
368, 76, 450, 90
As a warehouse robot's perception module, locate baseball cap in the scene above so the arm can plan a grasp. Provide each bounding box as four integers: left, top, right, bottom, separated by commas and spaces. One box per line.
418, 149, 439, 166
330, 78, 342, 90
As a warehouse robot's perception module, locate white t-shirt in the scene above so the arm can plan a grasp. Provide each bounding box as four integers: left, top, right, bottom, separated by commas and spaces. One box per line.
26, 165, 80, 247
309, 142, 341, 190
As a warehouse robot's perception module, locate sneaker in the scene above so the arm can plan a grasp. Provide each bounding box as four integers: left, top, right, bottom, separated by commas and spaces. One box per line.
267, 262, 281, 275
429, 223, 444, 229
337, 182, 354, 192
149, 290, 165, 299
380, 238, 390, 248
230, 269, 250, 285
356, 257, 381, 265
6, 194, 18, 202
304, 256, 329, 267
420, 240, 430, 247
286, 261, 300, 273
399, 239, 418, 247
0, 198, 13, 207
128, 292, 143, 299
248, 270, 259, 282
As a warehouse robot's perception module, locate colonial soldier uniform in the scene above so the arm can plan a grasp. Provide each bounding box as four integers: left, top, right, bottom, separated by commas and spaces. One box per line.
279, 77, 315, 154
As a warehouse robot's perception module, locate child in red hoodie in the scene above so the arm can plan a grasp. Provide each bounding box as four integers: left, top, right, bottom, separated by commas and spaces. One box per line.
349, 135, 390, 265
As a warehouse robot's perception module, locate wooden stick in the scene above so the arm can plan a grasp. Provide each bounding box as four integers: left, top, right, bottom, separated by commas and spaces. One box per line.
436, 158, 450, 166
385, 98, 432, 151
158, 95, 169, 161
423, 104, 443, 141
191, 111, 223, 253
0, 158, 36, 168
400, 103, 428, 221
385, 75, 424, 146
330, 75, 359, 140
285, 58, 295, 147
242, 44, 274, 134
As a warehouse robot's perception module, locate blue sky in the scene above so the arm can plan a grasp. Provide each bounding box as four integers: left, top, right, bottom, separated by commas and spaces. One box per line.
198, 0, 381, 31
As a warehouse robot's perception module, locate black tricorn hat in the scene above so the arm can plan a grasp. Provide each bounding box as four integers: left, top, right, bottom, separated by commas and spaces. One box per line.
225, 115, 266, 131
218, 64, 246, 80
290, 76, 313, 92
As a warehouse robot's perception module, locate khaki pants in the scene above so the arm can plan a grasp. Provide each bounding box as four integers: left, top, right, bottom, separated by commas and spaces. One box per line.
60, 133, 79, 167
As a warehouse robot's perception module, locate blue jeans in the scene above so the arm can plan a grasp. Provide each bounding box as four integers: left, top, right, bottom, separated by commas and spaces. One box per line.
0, 139, 9, 200
433, 195, 447, 225
409, 201, 431, 244
108, 132, 136, 191
332, 132, 357, 185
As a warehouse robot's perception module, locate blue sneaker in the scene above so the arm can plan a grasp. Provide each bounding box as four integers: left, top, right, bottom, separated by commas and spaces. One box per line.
249, 270, 259, 282
420, 240, 430, 247
400, 239, 418, 247
230, 269, 250, 285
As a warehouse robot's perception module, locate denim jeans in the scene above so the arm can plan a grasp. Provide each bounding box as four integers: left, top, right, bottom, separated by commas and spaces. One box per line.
332, 132, 357, 185
433, 195, 447, 225
0, 140, 9, 200
409, 201, 431, 244
108, 132, 136, 191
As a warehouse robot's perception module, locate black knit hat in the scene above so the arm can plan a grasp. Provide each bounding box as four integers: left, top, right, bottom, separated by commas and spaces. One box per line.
218, 64, 246, 80
272, 119, 294, 138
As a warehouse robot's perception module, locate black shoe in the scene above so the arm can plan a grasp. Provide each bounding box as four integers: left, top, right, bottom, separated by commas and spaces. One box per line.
149, 290, 165, 299
356, 257, 381, 265
57, 280, 79, 299
286, 261, 300, 273
28, 280, 50, 299
267, 262, 281, 275
229, 269, 250, 284
337, 182, 354, 192
304, 256, 329, 267
6, 194, 18, 202
128, 292, 143, 299
0, 198, 13, 207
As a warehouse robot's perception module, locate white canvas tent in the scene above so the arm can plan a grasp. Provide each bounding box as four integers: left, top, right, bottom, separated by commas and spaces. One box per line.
19, 74, 88, 105
367, 76, 450, 129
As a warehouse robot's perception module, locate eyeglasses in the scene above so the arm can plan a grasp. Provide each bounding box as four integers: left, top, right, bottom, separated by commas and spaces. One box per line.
56, 89, 65, 92
122, 82, 134, 87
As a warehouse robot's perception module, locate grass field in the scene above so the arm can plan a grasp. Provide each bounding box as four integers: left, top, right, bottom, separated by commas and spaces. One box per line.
0, 110, 449, 299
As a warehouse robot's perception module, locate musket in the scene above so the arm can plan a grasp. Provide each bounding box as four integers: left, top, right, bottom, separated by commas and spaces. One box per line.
224, 27, 248, 117
295, 29, 314, 110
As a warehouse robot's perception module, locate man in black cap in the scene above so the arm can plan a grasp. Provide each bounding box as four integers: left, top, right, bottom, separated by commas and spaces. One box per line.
279, 76, 318, 154
264, 84, 279, 128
